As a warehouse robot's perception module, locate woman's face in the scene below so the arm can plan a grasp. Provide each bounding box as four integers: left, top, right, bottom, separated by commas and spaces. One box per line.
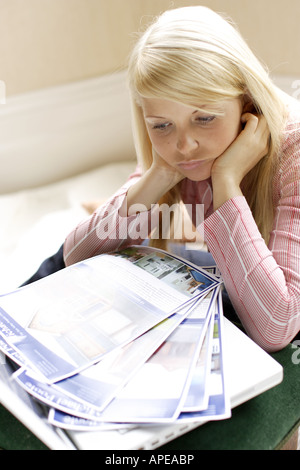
141, 97, 243, 181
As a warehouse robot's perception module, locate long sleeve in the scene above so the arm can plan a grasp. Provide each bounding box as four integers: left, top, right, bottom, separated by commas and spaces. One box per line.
63, 168, 151, 266
204, 132, 300, 352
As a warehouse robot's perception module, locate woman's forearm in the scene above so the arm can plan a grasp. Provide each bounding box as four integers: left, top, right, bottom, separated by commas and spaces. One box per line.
212, 174, 243, 211
211, 114, 269, 211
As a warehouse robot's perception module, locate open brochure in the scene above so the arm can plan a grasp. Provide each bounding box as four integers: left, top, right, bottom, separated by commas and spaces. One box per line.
0, 245, 232, 443
0, 246, 220, 382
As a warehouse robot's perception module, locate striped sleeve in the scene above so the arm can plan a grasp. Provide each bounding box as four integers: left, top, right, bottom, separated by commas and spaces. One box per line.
204, 141, 300, 352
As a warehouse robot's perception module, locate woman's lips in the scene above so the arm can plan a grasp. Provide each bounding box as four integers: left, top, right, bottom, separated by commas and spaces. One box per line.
177, 160, 204, 171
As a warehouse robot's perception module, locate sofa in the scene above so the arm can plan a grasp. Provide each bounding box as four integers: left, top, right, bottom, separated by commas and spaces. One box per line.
0, 70, 137, 292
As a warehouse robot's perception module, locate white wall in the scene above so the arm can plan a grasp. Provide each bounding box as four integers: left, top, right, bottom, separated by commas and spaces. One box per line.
0, 0, 299, 97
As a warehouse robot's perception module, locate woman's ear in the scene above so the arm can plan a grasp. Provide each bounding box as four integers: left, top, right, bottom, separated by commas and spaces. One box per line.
242, 93, 257, 114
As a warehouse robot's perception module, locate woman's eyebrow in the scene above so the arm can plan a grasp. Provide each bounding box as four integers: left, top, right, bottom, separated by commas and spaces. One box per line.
144, 114, 168, 119
145, 108, 203, 119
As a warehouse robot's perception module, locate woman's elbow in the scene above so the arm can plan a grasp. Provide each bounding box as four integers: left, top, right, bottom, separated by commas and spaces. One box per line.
251, 325, 299, 353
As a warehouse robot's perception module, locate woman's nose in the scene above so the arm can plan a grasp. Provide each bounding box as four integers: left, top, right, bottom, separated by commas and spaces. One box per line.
176, 132, 199, 154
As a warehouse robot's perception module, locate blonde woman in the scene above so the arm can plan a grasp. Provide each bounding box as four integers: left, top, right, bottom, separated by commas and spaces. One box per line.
27, 7, 300, 352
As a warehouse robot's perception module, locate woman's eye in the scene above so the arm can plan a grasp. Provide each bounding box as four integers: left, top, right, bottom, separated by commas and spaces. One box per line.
152, 122, 172, 131
196, 116, 215, 125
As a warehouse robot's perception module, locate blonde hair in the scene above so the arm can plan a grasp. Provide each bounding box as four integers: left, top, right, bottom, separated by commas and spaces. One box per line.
127, 6, 287, 245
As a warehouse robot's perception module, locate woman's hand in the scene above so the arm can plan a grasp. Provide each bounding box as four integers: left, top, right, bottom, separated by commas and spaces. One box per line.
211, 113, 270, 210
125, 150, 184, 216
151, 149, 185, 188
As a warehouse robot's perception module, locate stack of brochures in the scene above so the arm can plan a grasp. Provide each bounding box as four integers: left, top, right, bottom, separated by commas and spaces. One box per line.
0, 245, 231, 433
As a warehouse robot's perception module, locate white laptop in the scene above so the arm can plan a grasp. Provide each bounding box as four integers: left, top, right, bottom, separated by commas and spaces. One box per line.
0, 317, 283, 450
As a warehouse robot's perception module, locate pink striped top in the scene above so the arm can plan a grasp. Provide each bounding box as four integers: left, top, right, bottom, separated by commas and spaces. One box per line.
64, 96, 300, 352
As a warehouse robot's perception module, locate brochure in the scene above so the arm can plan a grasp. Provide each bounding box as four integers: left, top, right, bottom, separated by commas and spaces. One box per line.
178, 292, 231, 423
0, 246, 220, 383
14, 290, 216, 421
0, 245, 231, 445
46, 289, 230, 431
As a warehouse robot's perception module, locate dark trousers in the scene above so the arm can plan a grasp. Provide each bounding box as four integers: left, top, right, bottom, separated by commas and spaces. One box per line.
20, 244, 65, 287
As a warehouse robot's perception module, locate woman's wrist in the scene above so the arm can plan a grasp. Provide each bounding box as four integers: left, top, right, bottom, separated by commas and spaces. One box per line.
211, 173, 243, 211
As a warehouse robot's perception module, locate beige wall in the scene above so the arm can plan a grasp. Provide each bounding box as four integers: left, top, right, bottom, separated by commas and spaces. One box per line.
0, 0, 299, 97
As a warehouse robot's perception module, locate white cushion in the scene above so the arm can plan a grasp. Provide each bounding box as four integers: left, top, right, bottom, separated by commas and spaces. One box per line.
0, 161, 135, 293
